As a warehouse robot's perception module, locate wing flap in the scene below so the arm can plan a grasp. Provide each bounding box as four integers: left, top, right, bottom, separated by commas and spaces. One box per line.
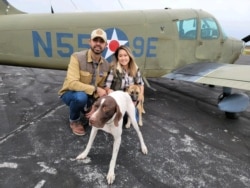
165, 62, 250, 91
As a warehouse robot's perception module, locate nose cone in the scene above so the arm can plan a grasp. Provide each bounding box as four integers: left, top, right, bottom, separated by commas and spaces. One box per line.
225, 37, 244, 64
233, 38, 245, 55
233, 38, 245, 63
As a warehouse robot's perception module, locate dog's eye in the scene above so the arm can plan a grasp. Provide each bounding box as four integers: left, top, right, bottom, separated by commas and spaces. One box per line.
102, 103, 111, 111
94, 104, 99, 109
102, 106, 108, 112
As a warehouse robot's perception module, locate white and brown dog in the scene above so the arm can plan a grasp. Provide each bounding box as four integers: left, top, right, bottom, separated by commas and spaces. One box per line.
76, 91, 148, 185
126, 84, 145, 127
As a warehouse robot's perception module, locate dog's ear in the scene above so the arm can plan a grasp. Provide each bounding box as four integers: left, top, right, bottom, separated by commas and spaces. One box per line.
114, 104, 122, 127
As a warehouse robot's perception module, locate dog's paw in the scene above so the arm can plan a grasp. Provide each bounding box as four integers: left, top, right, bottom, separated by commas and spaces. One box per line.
141, 145, 148, 155
106, 172, 115, 184
139, 121, 143, 126
76, 152, 87, 160
125, 122, 131, 129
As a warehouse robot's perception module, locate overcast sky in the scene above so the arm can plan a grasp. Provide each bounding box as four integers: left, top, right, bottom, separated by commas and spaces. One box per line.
8, 0, 250, 40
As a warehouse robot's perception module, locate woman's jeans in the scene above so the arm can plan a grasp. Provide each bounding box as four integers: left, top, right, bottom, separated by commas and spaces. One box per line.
60, 91, 93, 122
135, 108, 139, 122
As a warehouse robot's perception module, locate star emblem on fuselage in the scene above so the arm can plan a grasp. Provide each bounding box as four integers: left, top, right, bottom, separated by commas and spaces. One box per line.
104, 28, 129, 61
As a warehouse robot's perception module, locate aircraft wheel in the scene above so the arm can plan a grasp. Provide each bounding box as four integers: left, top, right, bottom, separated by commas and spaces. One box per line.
225, 112, 239, 119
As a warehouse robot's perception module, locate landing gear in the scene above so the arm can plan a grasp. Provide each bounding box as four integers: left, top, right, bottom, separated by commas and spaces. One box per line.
225, 112, 239, 119
218, 91, 239, 119
217, 87, 249, 119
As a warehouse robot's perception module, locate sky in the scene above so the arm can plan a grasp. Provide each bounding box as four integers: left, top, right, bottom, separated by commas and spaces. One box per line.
8, 0, 250, 41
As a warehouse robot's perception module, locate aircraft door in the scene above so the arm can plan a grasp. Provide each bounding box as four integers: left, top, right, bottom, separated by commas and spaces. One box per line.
143, 13, 175, 77
175, 18, 198, 67
195, 17, 222, 61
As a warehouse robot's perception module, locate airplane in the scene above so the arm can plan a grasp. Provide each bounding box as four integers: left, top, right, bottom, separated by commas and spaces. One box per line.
0, 0, 250, 119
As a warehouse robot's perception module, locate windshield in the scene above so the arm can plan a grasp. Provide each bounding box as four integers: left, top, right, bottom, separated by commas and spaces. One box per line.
177, 17, 222, 40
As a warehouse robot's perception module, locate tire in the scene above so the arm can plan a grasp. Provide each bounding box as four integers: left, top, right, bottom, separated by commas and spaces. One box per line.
225, 112, 239, 119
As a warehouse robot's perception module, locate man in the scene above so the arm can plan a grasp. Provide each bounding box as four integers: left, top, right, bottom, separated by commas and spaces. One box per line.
58, 28, 110, 136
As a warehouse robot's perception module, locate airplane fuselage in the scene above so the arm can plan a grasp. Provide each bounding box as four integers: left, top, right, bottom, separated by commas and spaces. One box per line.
0, 9, 243, 77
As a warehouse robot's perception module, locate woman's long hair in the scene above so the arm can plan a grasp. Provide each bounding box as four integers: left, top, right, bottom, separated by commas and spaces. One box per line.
111, 45, 138, 77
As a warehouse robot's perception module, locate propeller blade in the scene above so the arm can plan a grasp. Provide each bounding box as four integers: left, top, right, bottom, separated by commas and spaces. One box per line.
242, 35, 250, 42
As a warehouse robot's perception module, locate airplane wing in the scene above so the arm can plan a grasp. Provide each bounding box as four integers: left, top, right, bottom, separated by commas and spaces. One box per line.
165, 62, 250, 91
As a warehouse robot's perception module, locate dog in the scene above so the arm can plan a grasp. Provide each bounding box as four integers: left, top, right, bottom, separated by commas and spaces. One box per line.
126, 84, 145, 127
76, 91, 148, 185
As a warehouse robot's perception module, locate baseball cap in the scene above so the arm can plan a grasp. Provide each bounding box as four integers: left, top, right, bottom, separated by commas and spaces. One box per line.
91, 28, 107, 42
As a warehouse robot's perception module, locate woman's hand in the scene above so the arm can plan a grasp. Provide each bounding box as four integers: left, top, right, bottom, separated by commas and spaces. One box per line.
107, 89, 114, 94
138, 93, 144, 101
104, 87, 114, 95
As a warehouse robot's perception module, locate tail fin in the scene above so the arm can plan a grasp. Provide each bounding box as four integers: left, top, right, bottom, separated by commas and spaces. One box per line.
0, 0, 25, 15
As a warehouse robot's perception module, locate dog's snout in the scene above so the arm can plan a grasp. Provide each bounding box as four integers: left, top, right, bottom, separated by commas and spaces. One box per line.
89, 116, 96, 125
131, 94, 138, 101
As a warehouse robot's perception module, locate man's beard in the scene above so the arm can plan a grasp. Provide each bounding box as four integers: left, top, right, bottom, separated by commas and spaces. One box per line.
91, 46, 104, 55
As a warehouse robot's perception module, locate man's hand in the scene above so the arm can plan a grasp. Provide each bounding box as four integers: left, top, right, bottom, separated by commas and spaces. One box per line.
96, 87, 107, 97
86, 106, 95, 119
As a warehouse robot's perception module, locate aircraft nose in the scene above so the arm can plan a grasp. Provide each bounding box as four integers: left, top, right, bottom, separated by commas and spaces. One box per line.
234, 39, 244, 55
229, 37, 244, 63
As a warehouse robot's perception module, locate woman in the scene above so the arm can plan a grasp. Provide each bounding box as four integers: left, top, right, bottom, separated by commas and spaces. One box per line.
105, 45, 144, 122
105, 45, 144, 96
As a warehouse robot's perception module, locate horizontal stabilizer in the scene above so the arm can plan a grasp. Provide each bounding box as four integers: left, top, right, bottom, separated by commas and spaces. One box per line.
165, 62, 250, 91
0, 0, 25, 15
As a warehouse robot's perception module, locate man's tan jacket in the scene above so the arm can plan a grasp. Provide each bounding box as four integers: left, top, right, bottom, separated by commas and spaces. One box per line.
58, 50, 110, 98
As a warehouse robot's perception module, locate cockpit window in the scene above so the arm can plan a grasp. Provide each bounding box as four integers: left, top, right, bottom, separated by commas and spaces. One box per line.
200, 17, 219, 39
177, 18, 197, 39
177, 17, 220, 40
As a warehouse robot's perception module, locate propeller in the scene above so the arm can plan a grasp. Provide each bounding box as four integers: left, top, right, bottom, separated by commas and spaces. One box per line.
242, 35, 250, 43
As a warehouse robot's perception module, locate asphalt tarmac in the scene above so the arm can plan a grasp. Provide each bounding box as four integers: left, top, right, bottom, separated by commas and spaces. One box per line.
1, 55, 250, 188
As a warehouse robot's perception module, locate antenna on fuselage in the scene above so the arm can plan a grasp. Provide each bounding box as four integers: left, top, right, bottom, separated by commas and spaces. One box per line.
70, 0, 80, 12
50, 0, 54, 14
118, 0, 124, 9
51, 6, 54, 14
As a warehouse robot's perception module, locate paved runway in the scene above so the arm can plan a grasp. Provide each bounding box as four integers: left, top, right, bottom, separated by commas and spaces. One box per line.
1, 56, 250, 188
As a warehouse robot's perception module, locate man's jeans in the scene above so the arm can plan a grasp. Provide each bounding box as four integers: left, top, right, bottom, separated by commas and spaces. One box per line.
60, 91, 93, 122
